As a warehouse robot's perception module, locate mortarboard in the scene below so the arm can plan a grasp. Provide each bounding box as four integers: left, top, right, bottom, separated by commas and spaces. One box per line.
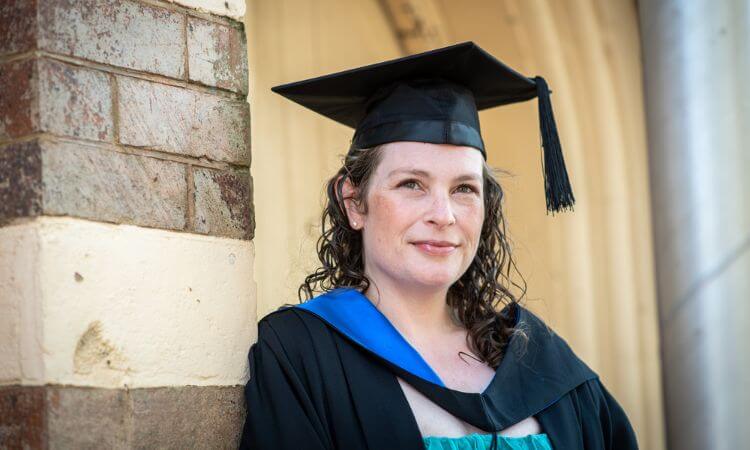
271, 41, 575, 214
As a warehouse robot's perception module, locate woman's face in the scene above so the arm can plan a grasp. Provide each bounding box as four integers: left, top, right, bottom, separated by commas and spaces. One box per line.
346, 141, 485, 292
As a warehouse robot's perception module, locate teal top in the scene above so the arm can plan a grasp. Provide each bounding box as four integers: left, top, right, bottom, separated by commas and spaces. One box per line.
423, 433, 552, 450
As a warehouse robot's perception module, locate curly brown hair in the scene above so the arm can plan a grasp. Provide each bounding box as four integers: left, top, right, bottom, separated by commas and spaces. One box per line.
297, 144, 528, 368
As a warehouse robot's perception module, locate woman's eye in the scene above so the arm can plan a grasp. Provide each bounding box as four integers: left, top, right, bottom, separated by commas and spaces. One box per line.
455, 184, 478, 194
399, 180, 420, 190
398, 180, 478, 194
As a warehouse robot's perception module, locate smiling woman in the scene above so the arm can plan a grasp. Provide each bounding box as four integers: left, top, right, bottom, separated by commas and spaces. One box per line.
334, 142, 512, 374
240, 42, 637, 450
341, 143, 486, 303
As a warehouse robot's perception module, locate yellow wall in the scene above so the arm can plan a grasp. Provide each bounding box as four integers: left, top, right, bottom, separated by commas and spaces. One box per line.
246, 1, 664, 448
246, 0, 402, 315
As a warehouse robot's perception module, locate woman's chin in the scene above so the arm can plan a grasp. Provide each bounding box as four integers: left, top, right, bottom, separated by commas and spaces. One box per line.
402, 268, 461, 288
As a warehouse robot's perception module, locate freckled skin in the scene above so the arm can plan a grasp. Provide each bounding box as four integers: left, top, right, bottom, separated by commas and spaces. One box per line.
345, 141, 485, 292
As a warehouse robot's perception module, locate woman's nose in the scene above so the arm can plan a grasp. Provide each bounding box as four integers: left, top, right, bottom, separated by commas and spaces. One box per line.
424, 192, 456, 226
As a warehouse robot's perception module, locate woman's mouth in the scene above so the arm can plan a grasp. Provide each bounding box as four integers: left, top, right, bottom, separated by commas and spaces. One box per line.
411, 241, 458, 256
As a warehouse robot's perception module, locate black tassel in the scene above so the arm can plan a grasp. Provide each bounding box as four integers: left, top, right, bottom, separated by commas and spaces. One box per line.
533, 76, 575, 214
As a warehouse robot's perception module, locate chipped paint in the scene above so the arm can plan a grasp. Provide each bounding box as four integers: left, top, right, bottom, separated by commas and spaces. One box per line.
73, 321, 129, 383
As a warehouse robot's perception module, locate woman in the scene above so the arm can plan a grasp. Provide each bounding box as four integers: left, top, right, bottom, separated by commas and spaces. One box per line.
240, 42, 637, 450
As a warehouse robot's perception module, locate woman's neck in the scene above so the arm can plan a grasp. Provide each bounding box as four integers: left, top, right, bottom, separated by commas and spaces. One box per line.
362, 275, 464, 342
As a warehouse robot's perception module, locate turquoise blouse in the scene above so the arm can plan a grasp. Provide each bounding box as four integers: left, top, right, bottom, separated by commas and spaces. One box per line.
423, 433, 552, 450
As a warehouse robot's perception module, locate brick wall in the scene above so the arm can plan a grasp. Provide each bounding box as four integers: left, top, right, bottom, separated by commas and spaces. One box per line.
0, 0, 255, 447
0, 0, 253, 240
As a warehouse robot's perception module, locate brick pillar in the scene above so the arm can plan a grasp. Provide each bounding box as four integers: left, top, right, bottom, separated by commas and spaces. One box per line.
0, 0, 255, 447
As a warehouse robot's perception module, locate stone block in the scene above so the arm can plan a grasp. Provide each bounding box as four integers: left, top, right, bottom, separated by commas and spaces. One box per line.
0, 58, 113, 143
0, 139, 188, 230
118, 76, 250, 165
0, 385, 245, 449
0, 385, 46, 449
0, 0, 38, 56
38, 59, 114, 142
188, 17, 248, 94
46, 386, 129, 450
131, 386, 245, 449
193, 167, 254, 240
0, 140, 43, 221
38, 0, 185, 78
0, 59, 38, 141
1, 216, 256, 387
41, 139, 187, 230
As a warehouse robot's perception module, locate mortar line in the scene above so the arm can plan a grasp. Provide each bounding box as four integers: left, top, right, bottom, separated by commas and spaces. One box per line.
183, 12, 190, 83
110, 74, 120, 144
33, 51, 244, 100
0, 50, 36, 64
186, 165, 195, 232
0, 133, 249, 171
135, 0, 245, 28
2, 214, 254, 242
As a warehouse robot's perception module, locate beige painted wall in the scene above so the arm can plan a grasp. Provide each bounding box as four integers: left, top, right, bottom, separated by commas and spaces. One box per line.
246, 0, 402, 315
246, 1, 664, 448
0, 218, 256, 388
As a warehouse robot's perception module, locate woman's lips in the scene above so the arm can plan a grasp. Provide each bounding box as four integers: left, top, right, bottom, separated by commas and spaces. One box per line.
411, 241, 458, 256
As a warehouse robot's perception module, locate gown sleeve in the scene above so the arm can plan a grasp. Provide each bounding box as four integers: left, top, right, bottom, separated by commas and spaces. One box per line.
590, 379, 639, 450
239, 320, 331, 450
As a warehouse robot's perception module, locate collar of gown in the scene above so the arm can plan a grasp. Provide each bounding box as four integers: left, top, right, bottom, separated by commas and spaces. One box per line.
290, 286, 598, 431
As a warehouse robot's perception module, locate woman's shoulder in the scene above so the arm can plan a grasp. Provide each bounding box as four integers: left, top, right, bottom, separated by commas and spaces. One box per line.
254, 303, 337, 356
509, 302, 600, 382
512, 303, 576, 351
507, 304, 637, 441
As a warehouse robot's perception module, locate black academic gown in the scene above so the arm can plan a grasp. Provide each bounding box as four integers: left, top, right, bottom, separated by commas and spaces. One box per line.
239, 288, 638, 450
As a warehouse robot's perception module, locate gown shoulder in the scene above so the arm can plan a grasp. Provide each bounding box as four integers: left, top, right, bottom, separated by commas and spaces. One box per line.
252, 304, 337, 368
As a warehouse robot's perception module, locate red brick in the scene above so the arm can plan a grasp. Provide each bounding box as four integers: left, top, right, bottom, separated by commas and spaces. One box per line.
0, 385, 244, 448
38, 59, 114, 142
41, 139, 188, 230
0, 0, 38, 56
0, 59, 38, 141
131, 386, 244, 448
187, 17, 248, 95
0, 140, 44, 221
118, 76, 250, 165
193, 167, 254, 240
0, 58, 113, 143
0, 385, 47, 449
0, 139, 188, 230
46, 386, 129, 448
38, 0, 185, 78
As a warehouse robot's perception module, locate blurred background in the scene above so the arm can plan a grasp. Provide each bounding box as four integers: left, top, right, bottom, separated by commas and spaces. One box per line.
246, 1, 748, 449
247, 0, 663, 448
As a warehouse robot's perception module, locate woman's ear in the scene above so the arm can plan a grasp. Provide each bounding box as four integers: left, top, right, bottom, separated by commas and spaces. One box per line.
337, 175, 364, 230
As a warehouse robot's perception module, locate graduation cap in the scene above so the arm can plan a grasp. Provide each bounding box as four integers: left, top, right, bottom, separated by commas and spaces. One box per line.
271, 41, 575, 214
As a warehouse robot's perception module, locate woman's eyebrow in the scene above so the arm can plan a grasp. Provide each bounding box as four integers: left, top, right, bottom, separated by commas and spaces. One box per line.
388, 168, 481, 182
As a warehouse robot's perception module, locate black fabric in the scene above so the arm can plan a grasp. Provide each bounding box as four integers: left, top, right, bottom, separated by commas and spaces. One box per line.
351, 79, 486, 153
270, 41, 576, 213
240, 303, 638, 450
270, 41, 536, 129
270, 41, 538, 158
